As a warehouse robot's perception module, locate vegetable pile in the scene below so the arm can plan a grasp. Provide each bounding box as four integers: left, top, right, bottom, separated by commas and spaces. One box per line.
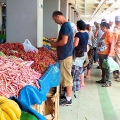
0, 43, 58, 74
43, 37, 58, 51
0, 42, 58, 97
0, 56, 41, 98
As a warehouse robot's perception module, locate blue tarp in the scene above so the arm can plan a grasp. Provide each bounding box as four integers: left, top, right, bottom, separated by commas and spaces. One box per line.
19, 85, 43, 106
38, 62, 60, 101
10, 62, 60, 120
10, 96, 46, 120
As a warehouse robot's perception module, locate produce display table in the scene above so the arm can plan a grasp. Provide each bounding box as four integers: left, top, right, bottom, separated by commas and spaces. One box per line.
10, 62, 60, 120
0, 42, 60, 120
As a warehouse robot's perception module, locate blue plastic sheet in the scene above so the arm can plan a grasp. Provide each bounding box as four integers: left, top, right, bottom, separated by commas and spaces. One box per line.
19, 62, 60, 105
19, 85, 43, 106
15, 62, 60, 120
10, 97, 46, 120
38, 62, 60, 101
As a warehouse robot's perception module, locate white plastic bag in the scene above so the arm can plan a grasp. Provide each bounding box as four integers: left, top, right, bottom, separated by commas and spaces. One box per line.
102, 56, 119, 72
23, 39, 38, 53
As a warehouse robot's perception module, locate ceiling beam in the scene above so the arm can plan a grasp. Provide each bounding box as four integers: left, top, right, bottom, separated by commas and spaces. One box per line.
84, 0, 86, 15
68, 0, 76, 4
99, 1, 119, 19
90, 0, 107, 21
76, 0, 84, 4
76, 3, 84, 7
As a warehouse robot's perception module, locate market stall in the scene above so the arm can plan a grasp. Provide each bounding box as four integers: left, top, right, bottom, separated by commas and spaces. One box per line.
0, 41, 60, 120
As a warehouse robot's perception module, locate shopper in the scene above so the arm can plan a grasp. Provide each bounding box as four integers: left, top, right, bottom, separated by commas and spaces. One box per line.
92, 22, 98, 63
95, 23, 104, 69
84, 24, 94, 78
70, 22, 78, 38
109, 19, 114, 32
94, 23, 104, 63
94, 21, 97, 28
101, 18, 107, 23
113, 16, 120, 81
72, 20, 89, 89
96, 22, 115, 87
51, 11, 73, 106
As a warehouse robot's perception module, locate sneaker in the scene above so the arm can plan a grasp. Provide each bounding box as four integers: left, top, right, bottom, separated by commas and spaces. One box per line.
116, 80, 120, 82
96, 80, 105, 83
102, 83, 112, 87
114, 73, 119, 79
60, 99, 72, 106
60, 95, 66, 102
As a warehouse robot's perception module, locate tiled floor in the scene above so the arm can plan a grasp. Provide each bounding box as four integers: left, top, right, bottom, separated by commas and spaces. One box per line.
58, 64, 120, 120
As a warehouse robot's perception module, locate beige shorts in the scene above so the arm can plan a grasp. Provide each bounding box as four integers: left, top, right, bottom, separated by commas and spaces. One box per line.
59, 56, 73, 87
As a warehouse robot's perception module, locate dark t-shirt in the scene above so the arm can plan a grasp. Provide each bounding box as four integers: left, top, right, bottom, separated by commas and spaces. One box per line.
75, 32, 89, 52
57, 22, 73, 60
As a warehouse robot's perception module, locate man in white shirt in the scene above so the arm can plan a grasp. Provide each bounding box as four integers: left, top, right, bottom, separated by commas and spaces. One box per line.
69, 22, 78, 38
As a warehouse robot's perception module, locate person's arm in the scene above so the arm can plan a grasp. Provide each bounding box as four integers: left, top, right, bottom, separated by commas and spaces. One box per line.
94, 28, 98, 37
91, 32, 94, 41
51, 24, 70, 48
113, 28, 118, 44
73, 37, 79, 47
108, 40, 114, 57
108, 34, 115, 56
51, 35, 68, 48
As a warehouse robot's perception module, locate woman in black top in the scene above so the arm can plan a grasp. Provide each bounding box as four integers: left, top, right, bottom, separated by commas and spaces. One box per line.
72, 20, 89, 92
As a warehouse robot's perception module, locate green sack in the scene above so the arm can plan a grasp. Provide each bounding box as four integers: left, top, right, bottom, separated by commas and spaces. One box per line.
20, 111, 38, 120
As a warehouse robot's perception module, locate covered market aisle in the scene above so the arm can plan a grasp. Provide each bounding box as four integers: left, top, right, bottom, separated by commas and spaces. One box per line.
1, 0, 120, 120
58, 64, 120, 120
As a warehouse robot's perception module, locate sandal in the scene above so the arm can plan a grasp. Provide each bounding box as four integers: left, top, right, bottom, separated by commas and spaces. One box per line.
102, 83, 111, 87
115, 80, 120, 82
84, 76, 90, 78
96, 80, 105, 83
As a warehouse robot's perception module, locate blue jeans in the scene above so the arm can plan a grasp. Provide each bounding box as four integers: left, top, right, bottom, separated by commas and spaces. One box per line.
93, 47, 98, 62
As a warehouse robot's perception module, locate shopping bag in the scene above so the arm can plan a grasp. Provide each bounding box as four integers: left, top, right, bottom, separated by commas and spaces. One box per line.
23, 39, 38, 53
102, 56, 119, 72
